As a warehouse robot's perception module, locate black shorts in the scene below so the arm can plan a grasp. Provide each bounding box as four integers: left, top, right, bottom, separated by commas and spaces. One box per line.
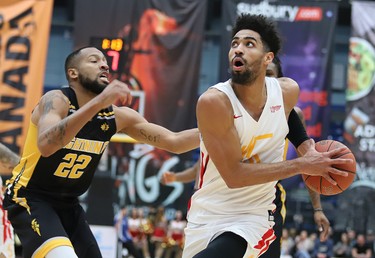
3, 193, 101, 258
261, 182, 286, 258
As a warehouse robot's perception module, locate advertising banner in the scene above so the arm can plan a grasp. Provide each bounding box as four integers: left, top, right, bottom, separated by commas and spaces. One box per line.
74, 0, 206, 216
0, 0, 53, 154
338, 0, 375, 233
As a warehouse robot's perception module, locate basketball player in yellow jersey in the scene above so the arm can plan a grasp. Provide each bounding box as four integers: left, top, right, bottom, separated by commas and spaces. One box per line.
182, 14, 352, 258
3, 47, 199, 258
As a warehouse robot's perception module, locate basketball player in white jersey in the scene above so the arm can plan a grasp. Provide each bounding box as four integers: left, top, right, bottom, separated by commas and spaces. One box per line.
0, 143, 19, 258
182, 14, 352, 258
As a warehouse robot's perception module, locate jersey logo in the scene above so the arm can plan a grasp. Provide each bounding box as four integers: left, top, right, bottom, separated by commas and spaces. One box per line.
101, 122, 109, 131
31, 218, 41, 236
233, 115, 243, 119
270, 105, 281, 113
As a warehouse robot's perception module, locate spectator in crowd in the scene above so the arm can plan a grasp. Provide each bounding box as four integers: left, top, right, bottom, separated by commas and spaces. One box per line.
164, 210, 186, 258
312, 227, 334, 258
348, 229, 357, 248
365, 230, 375, 258
333, 232, 352, 258
351, 234, 372, 258
138, 208, 152, 258
128, 208, 144, 256
150, 206, 168, 258
115, 207, 143, 258
280, 228, 295, 258
295, 230, 314, 258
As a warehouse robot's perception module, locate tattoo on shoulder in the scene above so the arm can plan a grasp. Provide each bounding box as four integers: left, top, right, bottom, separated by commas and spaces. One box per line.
41, 92, 67, 115
140, 129, 160, 143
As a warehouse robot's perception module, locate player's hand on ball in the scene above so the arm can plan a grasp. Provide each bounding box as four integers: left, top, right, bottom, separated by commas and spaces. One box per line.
307, 150, 350, 181
302, 140, 357, 195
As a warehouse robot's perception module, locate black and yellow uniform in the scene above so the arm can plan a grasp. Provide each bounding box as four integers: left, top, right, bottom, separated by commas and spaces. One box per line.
261, 182, 286, 258
262, 138, 288, 258
4, 87, 116, 258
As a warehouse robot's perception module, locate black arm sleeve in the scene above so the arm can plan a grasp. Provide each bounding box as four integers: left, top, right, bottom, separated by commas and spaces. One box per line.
286, 108, 310, 148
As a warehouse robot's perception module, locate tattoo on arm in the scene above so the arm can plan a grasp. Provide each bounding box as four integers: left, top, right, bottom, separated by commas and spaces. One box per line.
0, 143, 20, 170
140, 129, 160, 143
40, 93, 69, 147
44, 119, 68, 147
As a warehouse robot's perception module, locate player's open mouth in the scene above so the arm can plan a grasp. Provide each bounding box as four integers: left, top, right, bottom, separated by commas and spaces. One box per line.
232, 57, 245, 71
99, 72, 109, 83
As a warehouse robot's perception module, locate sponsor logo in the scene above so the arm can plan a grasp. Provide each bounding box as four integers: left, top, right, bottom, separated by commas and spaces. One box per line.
236, 1, 323, 22
234, 115, 243, 119
270, 105, 281, 113
296, 7, 322, 21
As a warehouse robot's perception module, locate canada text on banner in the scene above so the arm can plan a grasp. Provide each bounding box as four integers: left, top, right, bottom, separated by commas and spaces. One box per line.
0, 0, 53, 154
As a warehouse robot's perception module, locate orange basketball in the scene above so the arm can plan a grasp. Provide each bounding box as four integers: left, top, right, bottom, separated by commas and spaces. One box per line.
302, 140, 356, 196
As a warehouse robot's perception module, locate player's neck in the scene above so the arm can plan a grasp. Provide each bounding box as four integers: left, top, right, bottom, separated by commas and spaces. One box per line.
231, 79, 267, 110
70, 85, 97, 108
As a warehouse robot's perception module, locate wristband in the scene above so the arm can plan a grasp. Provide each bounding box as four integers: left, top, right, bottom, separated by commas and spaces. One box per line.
313, 208, 323, 212
286, 108, 309, 148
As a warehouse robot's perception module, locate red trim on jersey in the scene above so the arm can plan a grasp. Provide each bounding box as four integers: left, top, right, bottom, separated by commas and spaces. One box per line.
254, 228, 277, 256
187, 197, 192, 211
1, 202, 12, 243
187, 153, 210, 213
198, 152, 209, 189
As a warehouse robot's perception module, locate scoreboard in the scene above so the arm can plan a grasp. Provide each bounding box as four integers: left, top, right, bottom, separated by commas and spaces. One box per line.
90, 37, 126, 74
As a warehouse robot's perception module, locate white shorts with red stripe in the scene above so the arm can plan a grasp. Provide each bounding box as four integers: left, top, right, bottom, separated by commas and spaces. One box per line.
182, 215, 276, 258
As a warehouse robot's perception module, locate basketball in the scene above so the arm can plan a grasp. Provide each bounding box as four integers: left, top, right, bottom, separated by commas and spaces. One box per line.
302, 140, 356, 196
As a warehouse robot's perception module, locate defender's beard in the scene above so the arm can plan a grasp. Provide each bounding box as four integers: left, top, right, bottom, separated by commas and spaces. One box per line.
79, 74, 107, 94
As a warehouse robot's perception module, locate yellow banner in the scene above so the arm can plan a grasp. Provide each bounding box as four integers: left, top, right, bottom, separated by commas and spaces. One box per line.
0, 0, 53, 154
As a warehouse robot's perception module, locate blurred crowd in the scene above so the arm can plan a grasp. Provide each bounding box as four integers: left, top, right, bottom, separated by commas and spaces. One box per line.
114, 206, 186, 258
114, 205, 375, 258
280, 227, 374, 258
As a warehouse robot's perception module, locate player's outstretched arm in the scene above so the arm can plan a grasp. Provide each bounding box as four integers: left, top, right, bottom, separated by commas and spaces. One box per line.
161, 160, 199, 184
115, 106, 199, 154
0, 143, 20, 175
307, 188, 330, 241
36, 80, 132, 157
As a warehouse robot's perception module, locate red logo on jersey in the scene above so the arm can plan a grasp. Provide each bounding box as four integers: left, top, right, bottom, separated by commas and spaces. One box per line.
270, 105, 281, 113
233, 115, 243, 119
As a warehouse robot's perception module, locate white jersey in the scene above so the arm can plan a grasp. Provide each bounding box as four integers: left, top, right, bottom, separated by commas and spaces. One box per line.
188, 77, 289, 224
0, 176, 15, 258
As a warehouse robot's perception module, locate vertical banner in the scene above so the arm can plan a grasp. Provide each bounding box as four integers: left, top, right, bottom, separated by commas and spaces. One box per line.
74, 0, 206, 217
0, 0, 54, 154
338, 1, 375, 233
74, 0, 206, 132
221, 0, 337, 141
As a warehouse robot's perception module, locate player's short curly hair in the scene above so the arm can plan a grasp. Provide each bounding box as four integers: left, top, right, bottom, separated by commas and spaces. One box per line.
232, 14, 282, 56
64, 46, 94, 81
